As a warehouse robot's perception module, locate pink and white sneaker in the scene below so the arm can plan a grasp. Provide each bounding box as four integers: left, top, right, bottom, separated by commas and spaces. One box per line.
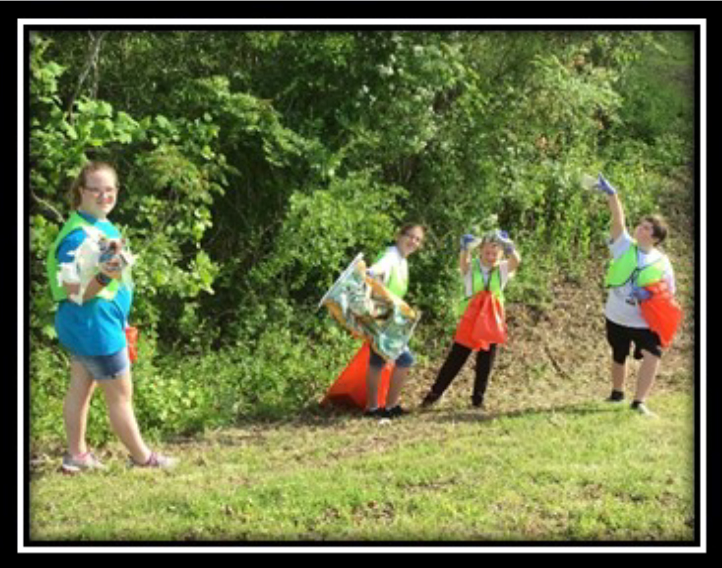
130, 451, 178, 469
61, 452, 106, 474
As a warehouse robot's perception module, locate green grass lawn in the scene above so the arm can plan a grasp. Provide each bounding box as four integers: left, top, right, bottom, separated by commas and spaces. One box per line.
28, 390, 696, 544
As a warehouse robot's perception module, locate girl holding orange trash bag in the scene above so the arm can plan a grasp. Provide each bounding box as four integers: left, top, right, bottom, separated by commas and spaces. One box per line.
421, 229, 521, 410
591, 173, 682, 417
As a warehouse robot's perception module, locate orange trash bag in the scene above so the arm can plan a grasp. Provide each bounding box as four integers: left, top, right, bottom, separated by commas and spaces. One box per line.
125, 326, 139, 363
640, 281, 684, 348
454, 291, 507, 352
321, 342, 394, 410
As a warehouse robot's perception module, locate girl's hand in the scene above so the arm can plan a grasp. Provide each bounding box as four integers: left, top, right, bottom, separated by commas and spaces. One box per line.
99, 253, 127, 280
460, 234, 480, 252
595, 173, 617, 196
496, 230, 515, 255
631, 285, 652, 302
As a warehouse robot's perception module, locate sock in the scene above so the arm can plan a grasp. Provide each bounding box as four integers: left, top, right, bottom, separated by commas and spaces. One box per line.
631, 400, 643, 409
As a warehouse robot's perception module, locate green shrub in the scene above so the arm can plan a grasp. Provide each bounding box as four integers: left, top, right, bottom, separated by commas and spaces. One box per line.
28, 30, 695, 445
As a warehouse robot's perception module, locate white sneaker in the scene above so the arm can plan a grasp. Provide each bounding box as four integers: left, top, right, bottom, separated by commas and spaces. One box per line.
631, 402, 658, 418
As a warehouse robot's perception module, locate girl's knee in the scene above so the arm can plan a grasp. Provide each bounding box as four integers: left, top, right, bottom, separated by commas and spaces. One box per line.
99, 375, 133, 403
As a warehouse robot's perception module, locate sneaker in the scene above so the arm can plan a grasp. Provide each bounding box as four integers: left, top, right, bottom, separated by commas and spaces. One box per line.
363, 407, 387, 418
420, 392, 441, 408
61, 451, 106, 474
130, 451, 178, 469
631, 401, 658, 418
606, 390, 625, 403
385, 405, 408, 419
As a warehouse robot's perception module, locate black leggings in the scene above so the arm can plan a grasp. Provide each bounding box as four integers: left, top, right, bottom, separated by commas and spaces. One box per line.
430, 342, 497, 405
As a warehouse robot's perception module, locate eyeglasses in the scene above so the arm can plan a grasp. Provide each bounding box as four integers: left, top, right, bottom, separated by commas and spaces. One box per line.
83, 185, 118, 196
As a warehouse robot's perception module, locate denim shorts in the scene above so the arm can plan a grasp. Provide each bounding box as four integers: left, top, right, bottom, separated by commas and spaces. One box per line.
72, 348, 130, 381
369, 347, 415, 369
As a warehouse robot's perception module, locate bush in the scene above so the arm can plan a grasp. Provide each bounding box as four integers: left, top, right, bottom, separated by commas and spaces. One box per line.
28, 29, 695, 445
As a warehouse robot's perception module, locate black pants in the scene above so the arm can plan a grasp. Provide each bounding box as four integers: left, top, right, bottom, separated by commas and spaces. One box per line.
429, 342, 497, 405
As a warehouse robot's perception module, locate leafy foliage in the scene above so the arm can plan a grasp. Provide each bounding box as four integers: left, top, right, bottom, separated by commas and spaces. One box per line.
27, 29, 695, 443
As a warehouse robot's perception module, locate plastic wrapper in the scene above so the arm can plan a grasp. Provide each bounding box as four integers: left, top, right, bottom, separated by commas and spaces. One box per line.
319, 253, 421, 362
56, 226, 135, 305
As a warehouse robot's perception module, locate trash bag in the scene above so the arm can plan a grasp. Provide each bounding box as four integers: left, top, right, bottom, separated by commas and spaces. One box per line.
125, 326, 139, 363
319, 253, 421, 361
454, 291, 507, 352
640, 281, 683, 348
320, 342, 393, 410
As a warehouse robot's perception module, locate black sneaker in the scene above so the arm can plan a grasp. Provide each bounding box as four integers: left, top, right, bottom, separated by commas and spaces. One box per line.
606, 390, 625, 403
363, 407, 387, 418
385, 405, 408, 419
420, 392, 441, 408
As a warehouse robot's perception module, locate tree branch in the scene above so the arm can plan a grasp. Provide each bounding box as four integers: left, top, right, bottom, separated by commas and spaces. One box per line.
31, 190, 66, 224
67, 31, 108, 122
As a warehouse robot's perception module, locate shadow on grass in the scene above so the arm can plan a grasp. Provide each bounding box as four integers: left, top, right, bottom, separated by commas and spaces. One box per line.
241, 396, 628, 433
427, 399, 627, 426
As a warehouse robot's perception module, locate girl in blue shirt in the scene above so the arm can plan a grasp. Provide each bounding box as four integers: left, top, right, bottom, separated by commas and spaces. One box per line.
50, 161, 176, 472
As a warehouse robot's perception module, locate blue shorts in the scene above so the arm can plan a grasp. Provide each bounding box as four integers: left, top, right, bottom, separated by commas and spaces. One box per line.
72, 348, 130, 381
369, 347, 415, 369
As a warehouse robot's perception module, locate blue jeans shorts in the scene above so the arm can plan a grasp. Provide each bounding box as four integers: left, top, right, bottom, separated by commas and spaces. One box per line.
72, 348, 130, 381
369, 347, 415, 369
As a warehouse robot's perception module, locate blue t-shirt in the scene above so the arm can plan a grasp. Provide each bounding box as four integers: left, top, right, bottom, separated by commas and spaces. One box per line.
54, 210, 133, 356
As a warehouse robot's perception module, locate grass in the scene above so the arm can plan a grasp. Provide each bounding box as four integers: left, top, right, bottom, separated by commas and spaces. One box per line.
28, 388, 695, 544
27, 168, 698, 547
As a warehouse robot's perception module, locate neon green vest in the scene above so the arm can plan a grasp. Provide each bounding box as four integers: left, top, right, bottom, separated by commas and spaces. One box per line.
46, 211, 121, 302
458, 260, 504, 314
374, 249, 408, 299
605, 244, 665, 288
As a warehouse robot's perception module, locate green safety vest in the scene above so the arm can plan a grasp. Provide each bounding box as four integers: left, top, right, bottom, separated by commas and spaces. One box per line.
374, 249, 408, 299
458, 259, 504, 315
46, 211, 123, 302
605, 243, 665, 289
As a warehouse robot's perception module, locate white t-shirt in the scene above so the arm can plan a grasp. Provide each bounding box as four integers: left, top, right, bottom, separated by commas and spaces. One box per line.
604, 231, 675, 328
368, 246, 408, 289
462, 259, 511, 298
